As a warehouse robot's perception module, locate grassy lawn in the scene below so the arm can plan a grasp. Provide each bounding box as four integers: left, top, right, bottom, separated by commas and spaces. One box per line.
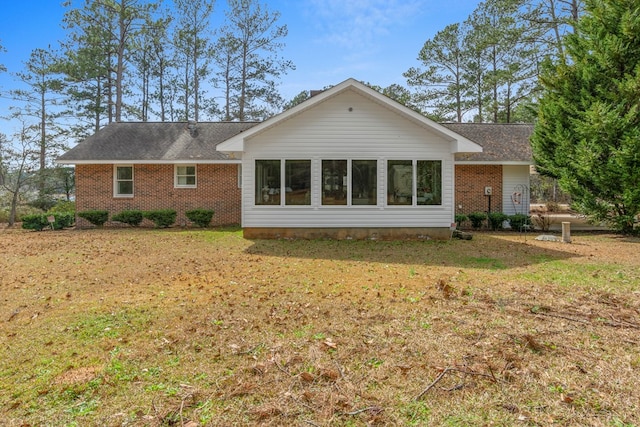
0, 228, 639, 426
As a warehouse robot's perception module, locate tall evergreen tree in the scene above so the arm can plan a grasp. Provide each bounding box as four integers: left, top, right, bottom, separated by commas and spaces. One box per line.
532, 0, 640, 233
215, 0, 294, 121
61, 14, 112, 135
172, 0, 215, 122
62, 0, 155, 124
404, 23, 471, 122
11, 48, 66, 200
131, 16, 171, 121
467, 0, 542, 123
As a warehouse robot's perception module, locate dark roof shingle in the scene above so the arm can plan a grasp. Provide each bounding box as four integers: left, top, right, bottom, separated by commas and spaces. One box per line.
57, 122, 258, 163
442, 123, 533, 163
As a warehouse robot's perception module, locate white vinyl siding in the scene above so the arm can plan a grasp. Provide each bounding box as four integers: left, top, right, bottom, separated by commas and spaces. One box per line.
502, 165, 531, 216
240, 89, 456, 229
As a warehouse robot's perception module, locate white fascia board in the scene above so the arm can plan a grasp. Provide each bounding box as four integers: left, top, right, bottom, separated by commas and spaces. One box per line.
56, 159, 242, 165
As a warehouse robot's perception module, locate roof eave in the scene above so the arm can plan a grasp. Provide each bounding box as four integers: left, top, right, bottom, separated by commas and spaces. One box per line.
455, 160, 534, 165
56, 159, 242, 165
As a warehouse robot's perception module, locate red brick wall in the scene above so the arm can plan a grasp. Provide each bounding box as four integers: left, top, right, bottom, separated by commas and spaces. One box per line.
75, 164, 241, 228
454, 165, 503, 215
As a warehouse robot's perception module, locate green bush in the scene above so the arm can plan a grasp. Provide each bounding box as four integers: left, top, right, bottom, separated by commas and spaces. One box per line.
454, 214, 468, 228
29, 196, 57, 212
185, 209, 215, 228
468, 212, 487, 229
487, 212, 508, 231
112, 210, 144, 227
51, 212, 75, 229
78, 210, 109, 227
48, 201, 76, 214
1, 205, 43, 223
21, 212, 75, 231
509, 214, 532, 231
143, 209, 176, 228
21, 214, 50, 231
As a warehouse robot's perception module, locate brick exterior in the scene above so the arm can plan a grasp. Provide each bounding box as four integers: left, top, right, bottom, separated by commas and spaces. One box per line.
454, 165, 503, 215
75, 164, 241, 228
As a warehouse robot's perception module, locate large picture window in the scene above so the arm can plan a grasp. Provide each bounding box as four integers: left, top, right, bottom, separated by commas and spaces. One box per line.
352, 160, 377, 205
417, 160, 442, 205
387, 160, 413, 205
322, 160, 347, 205
285, 160, 311, 205
386, 160, 442, 206
254, 158, 440, 208
255, 160, 281, 205
175, 165, 196, 188
114, 165, 133, 197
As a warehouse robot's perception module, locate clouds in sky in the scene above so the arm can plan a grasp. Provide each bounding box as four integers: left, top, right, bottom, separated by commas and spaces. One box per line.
306, 0, 427, 49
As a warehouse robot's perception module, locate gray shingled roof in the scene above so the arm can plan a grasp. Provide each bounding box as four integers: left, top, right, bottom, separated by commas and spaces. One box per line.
442, 123, 533, 163
58, 121, 533, 164
57, 122, 258, 163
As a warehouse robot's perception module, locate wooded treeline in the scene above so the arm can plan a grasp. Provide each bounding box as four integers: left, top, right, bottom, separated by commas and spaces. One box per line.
403, 0, 583, 123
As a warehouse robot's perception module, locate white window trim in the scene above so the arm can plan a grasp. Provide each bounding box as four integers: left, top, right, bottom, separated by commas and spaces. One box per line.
174, 164, 197, 188
114, 165, 134, 198
385, 159, 443, 207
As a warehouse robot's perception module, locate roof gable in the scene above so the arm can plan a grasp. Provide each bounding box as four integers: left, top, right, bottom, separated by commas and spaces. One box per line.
217, 78, 482, 154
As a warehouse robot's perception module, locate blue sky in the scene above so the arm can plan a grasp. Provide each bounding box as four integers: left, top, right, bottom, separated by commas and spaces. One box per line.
0, 0, 480, 135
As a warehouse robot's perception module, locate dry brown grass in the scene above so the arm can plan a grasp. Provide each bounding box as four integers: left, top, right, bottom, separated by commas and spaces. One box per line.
0, 227, 639, 426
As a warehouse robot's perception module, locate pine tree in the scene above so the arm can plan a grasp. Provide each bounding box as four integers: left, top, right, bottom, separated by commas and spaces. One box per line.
215, 0, 294, 121
404, 23, 471, 122
11, 48, 66, 201
172, 0, 215, 122
532, 0, 640, 233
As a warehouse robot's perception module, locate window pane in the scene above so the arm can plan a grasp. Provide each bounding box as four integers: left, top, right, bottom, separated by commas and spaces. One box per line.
255, 160, 281, 205
176, 165, 196, 187
118, 181, 133, 195
417, 161, 442, 205
285, 160, 311, 205
177, 175, 196, 186
322, 160, 347, 205
115, 166, 133, 196
387, 160, 413, 205
352, 160, 377, 205
117, 166, 132, 180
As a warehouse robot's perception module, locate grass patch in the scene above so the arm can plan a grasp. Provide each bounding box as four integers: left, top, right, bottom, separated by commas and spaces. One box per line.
0, 229, 639, 425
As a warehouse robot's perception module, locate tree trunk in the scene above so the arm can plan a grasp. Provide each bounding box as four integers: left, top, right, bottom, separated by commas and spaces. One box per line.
8, 190, 19, 227
39, 81, 46, 197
